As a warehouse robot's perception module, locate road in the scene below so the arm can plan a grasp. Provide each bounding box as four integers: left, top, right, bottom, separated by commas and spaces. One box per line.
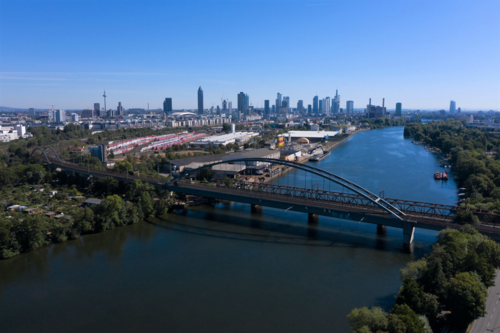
471, 270, 500, 333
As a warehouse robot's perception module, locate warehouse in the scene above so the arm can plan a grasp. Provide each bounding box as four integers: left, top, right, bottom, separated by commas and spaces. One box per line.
190, 132, 259, 147
279, 130, 339, 143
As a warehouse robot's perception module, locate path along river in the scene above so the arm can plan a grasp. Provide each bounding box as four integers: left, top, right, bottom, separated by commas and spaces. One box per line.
0, 126, 459, 333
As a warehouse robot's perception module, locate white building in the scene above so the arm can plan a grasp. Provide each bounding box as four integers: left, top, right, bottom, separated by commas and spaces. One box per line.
190, 132, 259, 147
0, 125, 28, 142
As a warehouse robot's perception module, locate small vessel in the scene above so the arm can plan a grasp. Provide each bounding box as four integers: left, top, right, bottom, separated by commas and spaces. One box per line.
442, 172, 448, 180
310, 150, 330, 162
434, 171, 442, 180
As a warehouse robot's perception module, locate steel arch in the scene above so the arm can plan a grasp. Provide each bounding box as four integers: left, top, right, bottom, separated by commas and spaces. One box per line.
30, 147, 62, 164
166, 157, 405, 220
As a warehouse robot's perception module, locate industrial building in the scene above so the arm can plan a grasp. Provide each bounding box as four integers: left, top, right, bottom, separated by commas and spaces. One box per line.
190, 132, 259, 147
278, 130, 339, 143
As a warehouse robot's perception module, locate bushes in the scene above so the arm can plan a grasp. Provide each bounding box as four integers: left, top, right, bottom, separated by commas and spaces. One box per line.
454, 211, 480, 225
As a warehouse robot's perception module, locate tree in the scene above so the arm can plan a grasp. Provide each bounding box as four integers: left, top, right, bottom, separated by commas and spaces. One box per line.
390, 304, 425, 333
109, 149, 115, 158
347, 307, 388, 333
395, 277, 426, 315
154, 198, 166, 216
446, 272, 486, 327
95, 195, 126, 231
417, 256, 448, 300
140, 191, 154, 218
400, 258, 427, 281
222, 123, 231, 133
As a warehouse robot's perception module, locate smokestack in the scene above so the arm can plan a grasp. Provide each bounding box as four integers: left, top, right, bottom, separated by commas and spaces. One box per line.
382, 98, 385, 108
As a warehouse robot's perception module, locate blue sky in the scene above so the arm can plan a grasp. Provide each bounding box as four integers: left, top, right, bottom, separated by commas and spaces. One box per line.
0, 0, 499, 110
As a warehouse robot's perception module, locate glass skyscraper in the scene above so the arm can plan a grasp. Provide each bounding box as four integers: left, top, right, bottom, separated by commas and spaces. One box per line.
198, 87, 204, 115
313, 96, 318, 113
449, 100, 456, 114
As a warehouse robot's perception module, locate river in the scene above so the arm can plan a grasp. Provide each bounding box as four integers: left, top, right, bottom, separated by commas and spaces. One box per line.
0, 126, 458, 333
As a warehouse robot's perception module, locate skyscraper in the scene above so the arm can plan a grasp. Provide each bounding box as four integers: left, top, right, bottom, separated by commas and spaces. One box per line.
222, 99, 227, 112
198, 87, 204, 115
449, 100, 456, 114
346, 101, 354, 115
244, 94, 250, 114
332, 90, 340, 114
297, 100, 304, 113
276, 93, 282, 111
28, 108, 35, 117
308, 105, 312, 114
264, 100, 270, 115
319, 100, 323, 114
228, 101, 232, 114
93, 103, 100, 118
237, 92, 245, 120
313, 96, 319, 113
282, 96, 290, 112
163, 98, 173, 114
117, 102, 124, 117
55, 109, 66, 122
395, 102, 402, 116
325, 97, 331, 114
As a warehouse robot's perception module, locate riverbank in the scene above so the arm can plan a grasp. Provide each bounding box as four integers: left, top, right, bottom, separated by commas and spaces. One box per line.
322, 128, 370, 151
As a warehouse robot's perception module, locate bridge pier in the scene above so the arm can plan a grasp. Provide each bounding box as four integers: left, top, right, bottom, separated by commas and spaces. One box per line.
377, 224, 386, 235
402, 221, 416, 245
251, 204, 262, 213
308, 213, 318, 224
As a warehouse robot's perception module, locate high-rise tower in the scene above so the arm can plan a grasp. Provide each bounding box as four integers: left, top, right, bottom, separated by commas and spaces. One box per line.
313, 96, 319, 113
332, 90, 340, 114
163, 98, 173, 114
103, 90, 107, 115
198, 87, 204, 115
449, 100, 456, 114
346, 101, 354, 115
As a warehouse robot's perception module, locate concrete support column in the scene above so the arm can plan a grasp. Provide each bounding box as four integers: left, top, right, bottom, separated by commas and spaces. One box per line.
308, 213, 318, 224
251, 204, 262, 213
402, 221, 416, 245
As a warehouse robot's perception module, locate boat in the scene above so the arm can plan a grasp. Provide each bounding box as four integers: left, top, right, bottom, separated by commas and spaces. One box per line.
442, 172, 448, 180
310, 154, 322, 162
310, 150, 330, 162
434, 171, 442, 180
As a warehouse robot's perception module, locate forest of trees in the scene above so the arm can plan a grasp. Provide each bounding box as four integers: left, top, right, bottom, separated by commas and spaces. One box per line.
347, 225, 500, 332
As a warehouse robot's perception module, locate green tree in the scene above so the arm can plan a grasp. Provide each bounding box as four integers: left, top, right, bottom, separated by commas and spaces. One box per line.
109, 149, 115, 158
446, 272, 486, 327
347, 307, 388, 333
390, 304, 424, 333
140, 191, 154, 218
222, 123, 231, 133
417, 256, 448, 300
395, 277, 426, 315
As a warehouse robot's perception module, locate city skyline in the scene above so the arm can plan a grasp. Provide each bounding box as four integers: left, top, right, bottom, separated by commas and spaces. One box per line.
0, 0, 498, 110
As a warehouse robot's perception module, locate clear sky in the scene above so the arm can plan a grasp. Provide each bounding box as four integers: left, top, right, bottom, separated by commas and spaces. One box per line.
0, 0, 499, 111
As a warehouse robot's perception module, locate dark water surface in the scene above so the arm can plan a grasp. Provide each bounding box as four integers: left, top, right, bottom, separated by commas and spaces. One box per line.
0, 127, 457, 333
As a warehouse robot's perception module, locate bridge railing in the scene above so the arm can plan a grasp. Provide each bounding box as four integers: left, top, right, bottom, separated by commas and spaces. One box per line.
175, 179, 500, 227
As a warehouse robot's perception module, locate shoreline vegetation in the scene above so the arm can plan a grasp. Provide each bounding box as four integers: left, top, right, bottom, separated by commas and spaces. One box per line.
347, 225, 500, 333
347, 119, 500, 333
405, 119, 500, 218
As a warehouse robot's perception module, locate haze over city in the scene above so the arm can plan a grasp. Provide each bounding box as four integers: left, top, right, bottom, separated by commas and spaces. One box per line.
0, 0, 499, 111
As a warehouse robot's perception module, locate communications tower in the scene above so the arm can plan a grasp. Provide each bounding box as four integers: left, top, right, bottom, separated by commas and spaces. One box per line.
103, 90, 107, 116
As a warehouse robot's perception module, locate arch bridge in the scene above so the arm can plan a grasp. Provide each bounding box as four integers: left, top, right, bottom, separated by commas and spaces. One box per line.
33, 151, 500, 246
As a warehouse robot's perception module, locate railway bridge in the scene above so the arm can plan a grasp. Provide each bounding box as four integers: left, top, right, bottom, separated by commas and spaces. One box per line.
32, 147, 500, 246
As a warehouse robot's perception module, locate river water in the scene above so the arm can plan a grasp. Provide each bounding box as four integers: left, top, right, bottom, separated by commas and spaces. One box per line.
0, 126, 458, 333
